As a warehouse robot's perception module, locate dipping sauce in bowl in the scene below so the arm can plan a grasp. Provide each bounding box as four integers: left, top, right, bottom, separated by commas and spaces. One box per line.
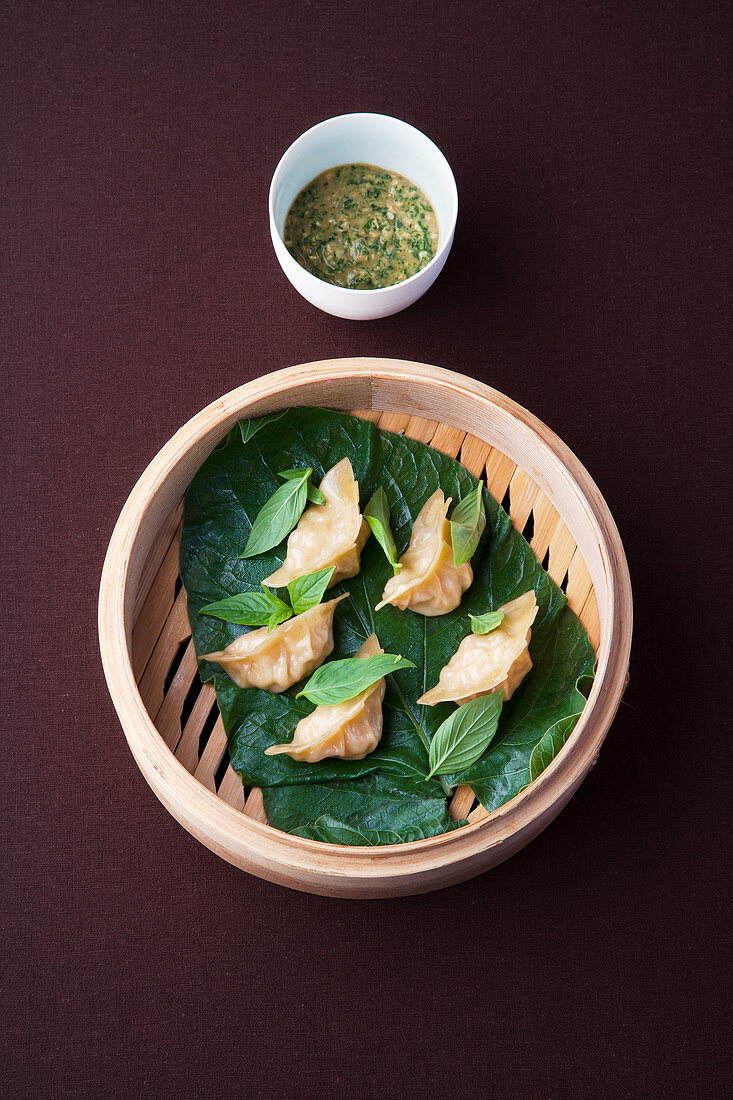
284, 163, 439, 289
269, 113, 457, 320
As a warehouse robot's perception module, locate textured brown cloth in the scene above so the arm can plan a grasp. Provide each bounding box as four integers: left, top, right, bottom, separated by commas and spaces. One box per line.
3, 2, 730, 1097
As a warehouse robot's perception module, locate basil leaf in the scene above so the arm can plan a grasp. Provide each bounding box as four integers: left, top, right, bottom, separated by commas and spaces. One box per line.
279, 468, 327, 505
297, 653, 416, 706
426, 693, 504, 780
450, 485, 486, 566
364, 487, 401, 574
469, 610, 505, 634
239, 411, 287, 444
199, 587, 291, 627
267, 610, 286, 633
240, 470, 310, 558
287, 566, 335, 615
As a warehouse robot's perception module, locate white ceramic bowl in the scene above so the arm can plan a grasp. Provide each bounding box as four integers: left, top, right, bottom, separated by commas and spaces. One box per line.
268, 113, 458, 320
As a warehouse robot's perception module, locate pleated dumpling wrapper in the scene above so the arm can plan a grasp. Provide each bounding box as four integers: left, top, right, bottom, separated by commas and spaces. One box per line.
418, 590, 538, 706
265, 634, 386, 762
202, 594, 348, 692
264, 457, 369, 590
375, 489, 473, 617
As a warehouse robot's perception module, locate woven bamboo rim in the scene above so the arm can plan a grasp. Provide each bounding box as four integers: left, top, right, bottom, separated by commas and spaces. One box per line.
99, 359, 632, 897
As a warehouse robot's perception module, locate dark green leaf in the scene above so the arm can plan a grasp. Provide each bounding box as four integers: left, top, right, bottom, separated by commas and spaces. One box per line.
239, 411, 287, 444
529, 673, 594, 781
426, 693, 504, 779
462, 624, 596, 811
180, 407, 596, 840
450, 484, 486, 565
297, 653, 415, 705
469, 610, 505, 635
292, 812, 467, 846
240, 470, 310, 558
278, 468, 327, 506
364, 486, 401, 573
199, 587, 291, 627
263, 774, 464, 845
286, 566, 335, 615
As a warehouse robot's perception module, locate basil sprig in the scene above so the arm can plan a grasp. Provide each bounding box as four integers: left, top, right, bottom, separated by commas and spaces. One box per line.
298, 652, 415, 706
449, 485, 486, 566
287, 566, 335, 615
199, 586, 291, 628
469, 610, 505, 635
364, 487, 401, 574
240, 468, 315, 558
200, 568, 338, 631
425, 692, 504, 780
279, 468, 326, 505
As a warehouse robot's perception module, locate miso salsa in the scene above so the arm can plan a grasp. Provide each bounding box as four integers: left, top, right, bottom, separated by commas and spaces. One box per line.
283, 163, 439, 289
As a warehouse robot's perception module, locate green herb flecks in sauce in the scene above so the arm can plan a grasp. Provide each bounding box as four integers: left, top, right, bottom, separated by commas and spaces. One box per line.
284, 163, 439, 289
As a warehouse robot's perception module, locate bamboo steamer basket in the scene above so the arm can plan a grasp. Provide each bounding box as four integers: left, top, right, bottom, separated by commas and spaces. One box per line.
99, 359, 632, 897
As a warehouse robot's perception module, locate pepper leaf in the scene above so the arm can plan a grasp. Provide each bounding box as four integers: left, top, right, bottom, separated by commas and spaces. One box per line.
469, 610, 505, 635
450, 485, 486, 566
297, 653, 416, 706
287, 566, 336, 615
364, 487, 401, 574
199, 587, 292, 627
239, 411, 287, 444
425, 693, 504, 780
264, 774, 465, 845
240, 469, 310, 558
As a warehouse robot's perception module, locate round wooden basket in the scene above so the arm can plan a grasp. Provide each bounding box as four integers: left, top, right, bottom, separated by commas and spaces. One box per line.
99, 359, 632, 897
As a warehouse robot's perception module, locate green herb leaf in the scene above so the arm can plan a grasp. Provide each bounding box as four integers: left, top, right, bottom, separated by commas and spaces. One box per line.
297, 652, 415, 706
239, 411, 287, 444
199, 587, 292, 627
364, 487, 401, 574
425, 693, 504, 780
469, 610, 505, 635
240, 470, 310, 558
264, 611, 283, 638
278, 468, 327, 506
450, 485, 486, 566
287, 566, 335, 615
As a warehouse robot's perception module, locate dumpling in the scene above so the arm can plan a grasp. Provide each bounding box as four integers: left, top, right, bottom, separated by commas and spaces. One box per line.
202, 594, 347, 692
265, 634, 386, 762
418, 590, 538, 705
375, 489, 473, 617
264, 457, 369, 589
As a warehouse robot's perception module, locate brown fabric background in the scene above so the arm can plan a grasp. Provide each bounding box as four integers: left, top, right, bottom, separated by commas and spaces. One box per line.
3, 1, 730, 1097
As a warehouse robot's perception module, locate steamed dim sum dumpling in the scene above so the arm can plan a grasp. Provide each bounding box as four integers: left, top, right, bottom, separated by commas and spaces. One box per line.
418, 590, 538, 706
375, 489, 473, 617
265, 634, 386, 762
202, 594, 347, 692
264, 458, 369, 589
